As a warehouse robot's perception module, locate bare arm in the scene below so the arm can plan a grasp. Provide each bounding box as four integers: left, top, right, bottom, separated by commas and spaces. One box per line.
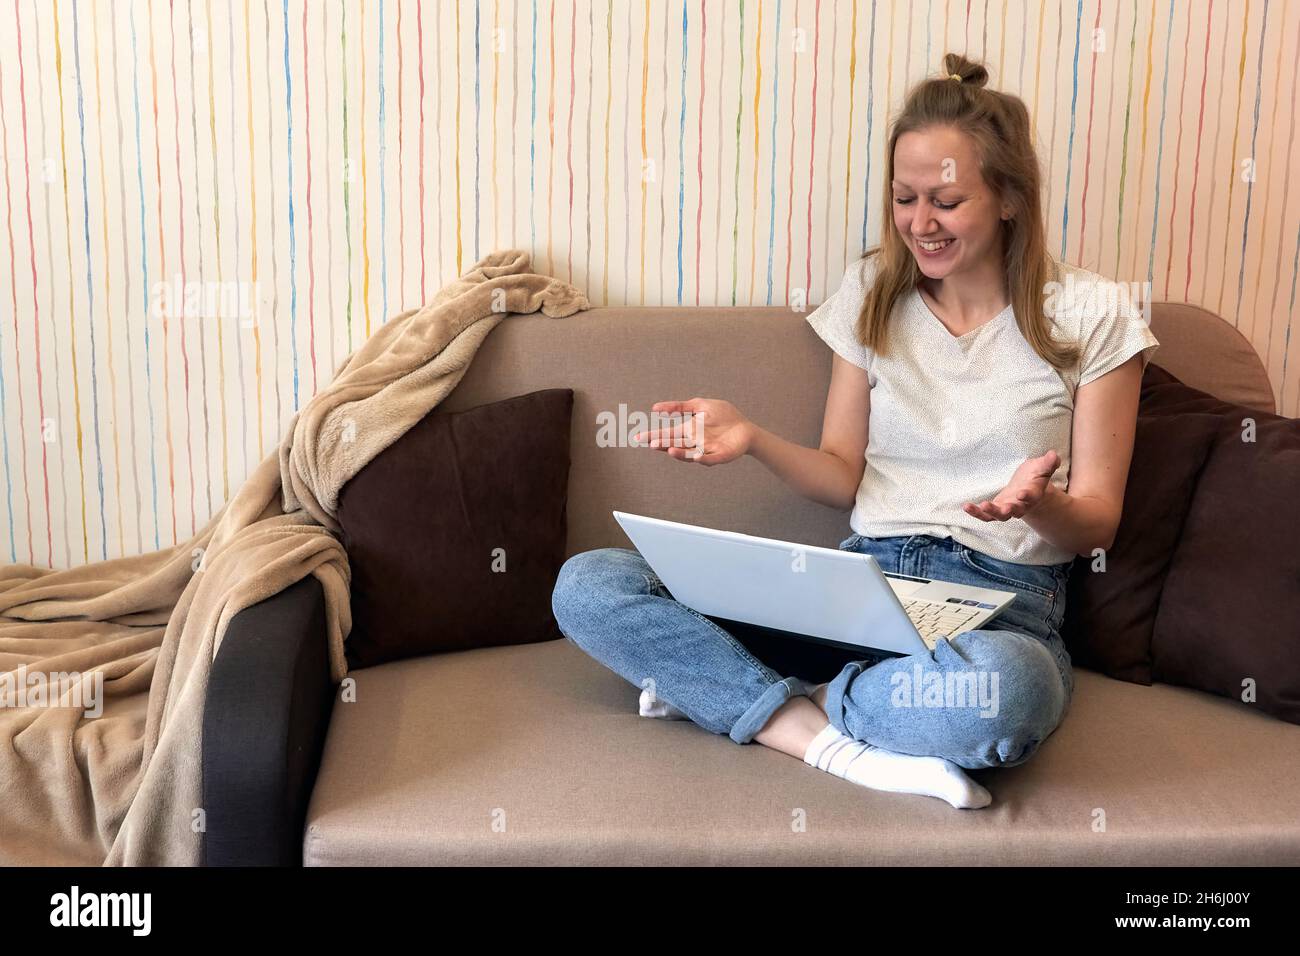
634, 353, 871, 512
746, 353, 871, 511
962, 353, 1143, 558
1022, 354, 1143, 557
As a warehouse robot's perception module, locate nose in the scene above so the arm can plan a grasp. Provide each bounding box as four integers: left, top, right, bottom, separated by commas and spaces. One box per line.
909, 200, 940, 238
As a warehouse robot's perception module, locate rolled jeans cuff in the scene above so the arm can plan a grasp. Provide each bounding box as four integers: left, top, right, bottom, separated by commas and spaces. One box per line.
729, 675, 819, 744
822, 660, 866, 738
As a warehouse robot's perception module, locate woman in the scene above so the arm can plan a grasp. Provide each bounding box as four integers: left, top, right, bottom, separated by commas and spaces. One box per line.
551, 53, 1158, 809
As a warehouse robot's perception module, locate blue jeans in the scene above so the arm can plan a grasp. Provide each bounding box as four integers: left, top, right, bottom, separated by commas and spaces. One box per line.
551, 532, 1075, 770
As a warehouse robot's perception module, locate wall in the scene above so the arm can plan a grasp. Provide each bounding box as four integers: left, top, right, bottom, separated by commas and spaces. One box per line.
1, 0, 1297, 567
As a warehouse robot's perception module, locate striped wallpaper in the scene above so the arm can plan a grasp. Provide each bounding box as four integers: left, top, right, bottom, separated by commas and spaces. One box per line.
1, 0, 1298, 569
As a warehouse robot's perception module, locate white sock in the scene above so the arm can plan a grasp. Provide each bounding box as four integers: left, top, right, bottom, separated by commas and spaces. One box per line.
803, 724, 992, 810
639, 687, 689, 720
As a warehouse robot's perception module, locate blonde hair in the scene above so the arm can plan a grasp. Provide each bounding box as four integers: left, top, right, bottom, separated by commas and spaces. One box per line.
855, 52, 1079, 370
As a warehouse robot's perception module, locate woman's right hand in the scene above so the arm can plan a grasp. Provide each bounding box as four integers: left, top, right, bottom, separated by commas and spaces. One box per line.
631, 398, 755, 467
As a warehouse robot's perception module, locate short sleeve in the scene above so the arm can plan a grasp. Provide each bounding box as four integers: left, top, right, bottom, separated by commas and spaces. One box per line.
805, 257, 875, 376
1077, 280, 1160, 387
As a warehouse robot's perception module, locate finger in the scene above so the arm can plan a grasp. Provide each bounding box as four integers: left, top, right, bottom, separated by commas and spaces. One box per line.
660, 443, 716, 464
651, 399, 701, 415
648, 428, 691, 447
633, 424, 691, 446
635, 407, 702, 446
653, 436, 704, 453
667, 445, 710, 463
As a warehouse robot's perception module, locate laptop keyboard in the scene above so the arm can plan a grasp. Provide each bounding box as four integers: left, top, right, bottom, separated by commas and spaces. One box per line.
902, 599, 983, 649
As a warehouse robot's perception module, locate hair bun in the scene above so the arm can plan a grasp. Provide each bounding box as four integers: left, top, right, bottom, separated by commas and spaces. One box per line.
941, 53, 990, 89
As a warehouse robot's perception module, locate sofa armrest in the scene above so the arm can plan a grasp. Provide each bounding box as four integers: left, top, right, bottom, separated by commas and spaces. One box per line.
201, 575, 335, 866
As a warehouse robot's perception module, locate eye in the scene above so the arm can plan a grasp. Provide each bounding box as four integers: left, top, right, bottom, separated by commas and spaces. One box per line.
894, 197, 958, 210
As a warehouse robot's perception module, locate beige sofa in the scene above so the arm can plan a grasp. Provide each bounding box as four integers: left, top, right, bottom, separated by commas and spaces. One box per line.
290, 301, 1299, 866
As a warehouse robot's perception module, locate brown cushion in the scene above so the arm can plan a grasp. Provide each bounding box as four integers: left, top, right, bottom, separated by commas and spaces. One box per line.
1151, 392, 1300, 725
1061, 364, 1222, 683
1137, 361, 1243, 416
337, 388, 574, 669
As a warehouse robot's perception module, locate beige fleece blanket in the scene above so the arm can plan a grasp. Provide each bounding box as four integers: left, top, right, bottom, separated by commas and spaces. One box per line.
0, 250, 589, 865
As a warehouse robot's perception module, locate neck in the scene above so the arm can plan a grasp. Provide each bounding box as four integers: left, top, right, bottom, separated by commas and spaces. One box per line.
921, 256, 1010, 324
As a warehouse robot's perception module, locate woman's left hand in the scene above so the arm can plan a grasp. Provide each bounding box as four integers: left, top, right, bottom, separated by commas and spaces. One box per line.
962, 450, 1061, 522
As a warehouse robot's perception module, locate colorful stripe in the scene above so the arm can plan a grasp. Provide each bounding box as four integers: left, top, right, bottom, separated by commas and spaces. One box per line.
1233, 0, 1270, 324
1143, 0, 1177, 293
396, 0, 403, 307
243, 0, 265, 461
148, 0, 179, 547
127, 0, 161, 552
282, 0, 299, 409
371, 0, 380, 332
264, 0, 282, 441
0, 35, 30, 563
32, 0, 74, 567
341, 0, 353, 351
89, 0, 125, 555
205, 0, 232, 502
107, 0, 145, 555
1265, 7, 1298, 375
418, 0, 425, 302
175, 0, 199, 533
0, 0, 1298, 567
1181, 0, 1211, 305
301, 0, 317, 395
12, 0, 54, 565
51, 0, 92, 562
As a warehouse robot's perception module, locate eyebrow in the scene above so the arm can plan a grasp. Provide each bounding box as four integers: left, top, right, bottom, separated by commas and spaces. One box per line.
890, 181, 962, 193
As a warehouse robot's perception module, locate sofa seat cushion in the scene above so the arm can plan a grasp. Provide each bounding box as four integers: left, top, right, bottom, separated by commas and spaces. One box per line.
305, 639, 1300, 865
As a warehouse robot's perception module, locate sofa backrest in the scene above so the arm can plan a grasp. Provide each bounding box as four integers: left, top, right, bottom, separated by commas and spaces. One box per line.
439, 303, 1277, 559
1146, 304, 1275, 414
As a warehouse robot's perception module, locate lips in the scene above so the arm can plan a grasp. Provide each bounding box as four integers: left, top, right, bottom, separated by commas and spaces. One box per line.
917, 238, 955, 252
915, 238, 956, 256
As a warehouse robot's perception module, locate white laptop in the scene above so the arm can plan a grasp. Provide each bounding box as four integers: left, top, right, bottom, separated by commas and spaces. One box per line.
613, 511, 1017, 657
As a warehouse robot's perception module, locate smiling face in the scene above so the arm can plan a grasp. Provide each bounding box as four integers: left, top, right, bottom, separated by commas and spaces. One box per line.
891, 126, 1013, 281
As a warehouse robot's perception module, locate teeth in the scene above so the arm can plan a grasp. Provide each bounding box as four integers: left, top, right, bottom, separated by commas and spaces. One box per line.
920, 238, 954, 251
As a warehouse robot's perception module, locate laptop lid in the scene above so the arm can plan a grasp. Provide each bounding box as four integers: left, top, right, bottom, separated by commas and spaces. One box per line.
613, 510, 933, 656
613, 511, 1017, 658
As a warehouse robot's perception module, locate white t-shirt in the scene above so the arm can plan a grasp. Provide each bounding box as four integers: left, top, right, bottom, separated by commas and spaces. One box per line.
805, 254, 1160, 566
